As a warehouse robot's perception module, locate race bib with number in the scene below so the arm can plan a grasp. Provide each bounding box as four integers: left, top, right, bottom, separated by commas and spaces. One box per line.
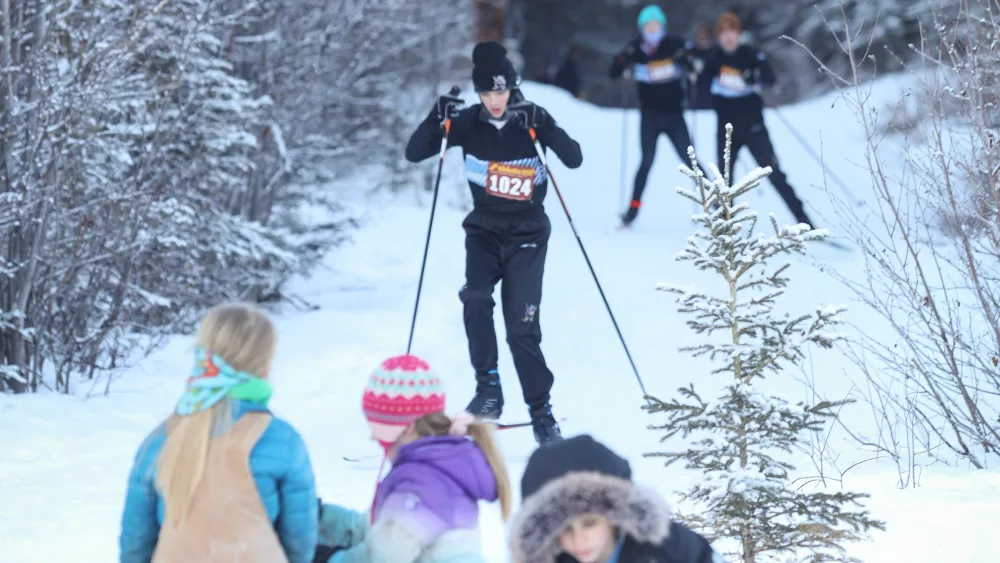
647, 58, 678, 81
719, 66, 750, 93
486, 162, 535, 201
633, 58, 679, 84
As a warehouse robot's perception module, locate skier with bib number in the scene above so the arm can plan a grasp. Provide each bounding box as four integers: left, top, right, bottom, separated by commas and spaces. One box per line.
609, 4, 694, 227
703, 12, 813, 227
404, 41, 583, 446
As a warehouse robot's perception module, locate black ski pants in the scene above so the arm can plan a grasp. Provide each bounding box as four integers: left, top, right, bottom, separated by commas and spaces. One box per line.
632, 111, 693, 204
459, 209, 553, 410
716, 118, 811, 225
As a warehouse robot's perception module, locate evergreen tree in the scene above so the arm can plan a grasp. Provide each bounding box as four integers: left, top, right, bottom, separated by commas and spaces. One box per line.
644, 124, 884, 563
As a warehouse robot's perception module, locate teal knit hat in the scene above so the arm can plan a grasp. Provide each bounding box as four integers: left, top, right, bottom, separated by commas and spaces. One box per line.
637, 5, 666, 30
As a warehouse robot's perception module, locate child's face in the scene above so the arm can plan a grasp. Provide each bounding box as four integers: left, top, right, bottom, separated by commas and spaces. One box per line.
719, 29, 740, 51
641, 21, 663, 36
558, 514, 616, 563
479, 90, 510, 118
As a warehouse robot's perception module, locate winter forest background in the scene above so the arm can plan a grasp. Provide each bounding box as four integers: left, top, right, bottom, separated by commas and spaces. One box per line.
3, 0, 970, 395
3, 0, 998, 465
0, 0, 474, 392
514, 0, 956, 106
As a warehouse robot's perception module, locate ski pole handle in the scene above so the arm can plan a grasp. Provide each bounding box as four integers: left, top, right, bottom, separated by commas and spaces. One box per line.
437, 85, 461, 158
527, 128, 548, 167
438, 119, 451, 159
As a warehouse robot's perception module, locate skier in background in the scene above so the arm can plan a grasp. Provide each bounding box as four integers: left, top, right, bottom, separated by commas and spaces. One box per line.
549, 43, 584, 98
703, 12, 813, 227
609, 4, 694, 227
405, 41, 583, 446
686, 23, 716, 111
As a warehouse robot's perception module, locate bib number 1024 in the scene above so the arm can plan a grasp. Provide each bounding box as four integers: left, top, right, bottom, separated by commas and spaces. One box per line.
486, 162, 535, 202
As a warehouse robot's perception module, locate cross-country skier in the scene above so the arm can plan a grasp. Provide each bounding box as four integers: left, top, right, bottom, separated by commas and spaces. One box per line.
686, 23, 717, 111
703, 12, 813, 227
609, 4, 694, 227
404, 41, 583, 446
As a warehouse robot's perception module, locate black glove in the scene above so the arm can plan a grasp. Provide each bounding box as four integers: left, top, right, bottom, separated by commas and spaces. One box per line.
506, 100, 550, 132
742, 68, 759, 85
615, 44, 636, 67
433, 86, 463, 125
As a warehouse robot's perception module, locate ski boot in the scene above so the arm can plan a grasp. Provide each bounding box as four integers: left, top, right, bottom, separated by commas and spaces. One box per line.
620, 200, 640, 227
465, 370, 503, 420
529, 403, 563, 446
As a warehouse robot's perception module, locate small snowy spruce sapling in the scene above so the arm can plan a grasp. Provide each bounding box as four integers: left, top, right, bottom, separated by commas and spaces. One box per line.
644, 125, 884, 563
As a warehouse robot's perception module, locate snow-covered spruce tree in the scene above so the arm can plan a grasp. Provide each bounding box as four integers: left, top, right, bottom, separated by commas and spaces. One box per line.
1, 0, 355, 393
643, 125, 883, 563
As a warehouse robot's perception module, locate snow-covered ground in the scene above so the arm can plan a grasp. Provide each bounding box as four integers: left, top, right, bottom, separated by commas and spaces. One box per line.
3, 78, 999, 562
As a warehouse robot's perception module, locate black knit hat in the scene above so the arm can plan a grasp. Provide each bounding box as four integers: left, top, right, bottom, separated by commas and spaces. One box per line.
520, 434, 632, 499
472, 41, 519, 93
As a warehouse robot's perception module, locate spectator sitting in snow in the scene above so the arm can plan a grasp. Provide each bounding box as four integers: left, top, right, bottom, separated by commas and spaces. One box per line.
508, 434, 717, 563
119, 302, 318, 563
314, 355, 512, 562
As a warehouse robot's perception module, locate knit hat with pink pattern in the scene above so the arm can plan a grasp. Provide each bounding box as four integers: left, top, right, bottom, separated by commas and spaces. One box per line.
361, 355, 446, 427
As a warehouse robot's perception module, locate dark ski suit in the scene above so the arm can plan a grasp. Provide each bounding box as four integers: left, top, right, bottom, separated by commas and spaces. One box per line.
610, 36, 694, 211
702, 45, 812, 226
404, 94, 582, 411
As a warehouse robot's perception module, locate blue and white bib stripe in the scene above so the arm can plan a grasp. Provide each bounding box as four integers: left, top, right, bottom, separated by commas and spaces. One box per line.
632, 61, 681, 84
464, 155, 547, 188
712, 52, 767, 98
710, 75, 758, 98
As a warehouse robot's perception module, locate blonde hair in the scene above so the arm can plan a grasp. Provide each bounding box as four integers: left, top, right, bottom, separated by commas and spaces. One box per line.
409, 413, 513, 521
155, 302, 277, 526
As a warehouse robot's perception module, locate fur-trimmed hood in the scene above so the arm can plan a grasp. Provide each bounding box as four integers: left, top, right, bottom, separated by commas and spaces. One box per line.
508, 471, 673, 563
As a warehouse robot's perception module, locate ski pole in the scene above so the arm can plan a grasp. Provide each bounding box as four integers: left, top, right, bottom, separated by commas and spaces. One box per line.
527, 128, 650, 401
406, 86, 460, 355
619, 76, 629, 211
684, 83, 698, 214
767, 104, 861, 206
618, 4, 631, 213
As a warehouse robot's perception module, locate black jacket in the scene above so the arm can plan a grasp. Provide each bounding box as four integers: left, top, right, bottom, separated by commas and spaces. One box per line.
609, 36, 693, 114
511, 436, 716, 563
404, 93, 582, 217
701, 44, 775, 122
